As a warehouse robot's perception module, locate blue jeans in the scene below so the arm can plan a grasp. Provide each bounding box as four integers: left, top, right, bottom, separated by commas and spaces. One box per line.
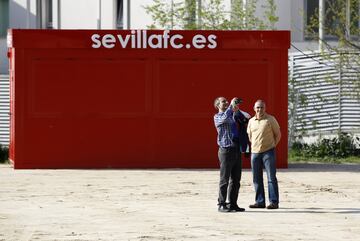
251, 148, 279, 205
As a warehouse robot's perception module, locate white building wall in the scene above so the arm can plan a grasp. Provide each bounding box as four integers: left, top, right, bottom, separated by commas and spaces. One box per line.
290, 0, 305, 42
0, 39, 7, 73
274, 0, 291, 30
0, 0, 36, 73
52, 0, 59, 29
60, 0, 99, 29
0, 0, 317, 74
100, 0, 116, 29
131, 0, 153, 29
9, 0, 37, 29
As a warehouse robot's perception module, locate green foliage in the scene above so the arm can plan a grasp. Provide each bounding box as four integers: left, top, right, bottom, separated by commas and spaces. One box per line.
306, 0, 360, 41
144, 0, 179, 29
304, 0, 360, 101
290, 133, 360, 163
262, 0, 279, 30
144, 0, 279, 30
199, 0, 229, 30
184, 0, 197, 29
0, 144, 9, 163
305, 0, 360, 56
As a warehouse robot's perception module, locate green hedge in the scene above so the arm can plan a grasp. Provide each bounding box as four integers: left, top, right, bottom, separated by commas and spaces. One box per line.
290, 133, 360, 163
0, 144, 9, 163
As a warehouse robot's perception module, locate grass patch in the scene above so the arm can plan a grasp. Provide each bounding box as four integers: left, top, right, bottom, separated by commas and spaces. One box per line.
289, 149, 360, 164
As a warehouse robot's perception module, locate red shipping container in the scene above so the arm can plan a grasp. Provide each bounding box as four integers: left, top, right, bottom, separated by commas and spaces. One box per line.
8, 29, 290, 169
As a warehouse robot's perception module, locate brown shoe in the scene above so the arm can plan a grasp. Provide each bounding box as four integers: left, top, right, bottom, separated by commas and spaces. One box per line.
249, 203, 265, 208
266, 203, 279, 209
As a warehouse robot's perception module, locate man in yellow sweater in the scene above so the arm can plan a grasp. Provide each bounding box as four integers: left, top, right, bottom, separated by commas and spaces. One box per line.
247, 100, 281, 209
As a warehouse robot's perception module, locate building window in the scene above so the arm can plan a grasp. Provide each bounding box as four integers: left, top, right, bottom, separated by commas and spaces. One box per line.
305, 0, 360, 40
0, 0, 9, 37
350, 1, 360, 38
37, 0, 53, 29
116, 0, 124, 29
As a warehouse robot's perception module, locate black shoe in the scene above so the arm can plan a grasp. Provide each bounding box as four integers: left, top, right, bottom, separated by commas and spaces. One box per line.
266, 203, 279, 209
228, 205, 245, 212
218, 205, 230, 213
249, 203, 266, 208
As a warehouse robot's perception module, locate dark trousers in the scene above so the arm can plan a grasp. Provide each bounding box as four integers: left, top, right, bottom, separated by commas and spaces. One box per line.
218, 146, 242, 206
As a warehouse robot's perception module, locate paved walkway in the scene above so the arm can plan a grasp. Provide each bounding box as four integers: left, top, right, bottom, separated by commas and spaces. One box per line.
0, 163, 359, 241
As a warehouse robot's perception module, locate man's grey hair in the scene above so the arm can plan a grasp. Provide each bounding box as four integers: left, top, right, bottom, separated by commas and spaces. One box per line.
254, 99, 266, 107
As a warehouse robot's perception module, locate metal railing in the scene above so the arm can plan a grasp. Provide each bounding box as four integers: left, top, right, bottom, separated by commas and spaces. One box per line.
288, 51, 360, 145
0, 74, 9, 146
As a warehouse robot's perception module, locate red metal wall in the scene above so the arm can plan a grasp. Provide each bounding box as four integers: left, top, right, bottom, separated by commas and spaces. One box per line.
8, 29, 290, 169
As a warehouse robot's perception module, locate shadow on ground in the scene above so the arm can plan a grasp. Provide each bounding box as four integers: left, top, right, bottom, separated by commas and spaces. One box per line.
247, 207, 360, 214
284, 163, 360, 172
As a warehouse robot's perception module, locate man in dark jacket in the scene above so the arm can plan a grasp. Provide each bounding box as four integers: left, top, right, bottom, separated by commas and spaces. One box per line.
213, 96, 248, 213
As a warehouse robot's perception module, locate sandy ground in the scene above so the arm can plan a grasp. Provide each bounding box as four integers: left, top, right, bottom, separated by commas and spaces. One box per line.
0, 163, 359, 241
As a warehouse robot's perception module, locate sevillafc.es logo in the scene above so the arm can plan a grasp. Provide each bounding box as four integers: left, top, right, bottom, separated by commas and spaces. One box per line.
91, 30, 217, 50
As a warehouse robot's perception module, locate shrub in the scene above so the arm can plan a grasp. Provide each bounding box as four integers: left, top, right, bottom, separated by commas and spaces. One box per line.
291, 132, 360, 160
0, 144, 9, 163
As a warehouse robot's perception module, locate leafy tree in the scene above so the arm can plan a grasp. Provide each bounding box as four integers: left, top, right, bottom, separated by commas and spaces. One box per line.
306, 0, 360, 98
306, 0, 360, 51
261, 0, 279, 30
184, 0, 197, 29
200, 0, 230, 30
144, 0, 279, 30
287, 0, 360, 144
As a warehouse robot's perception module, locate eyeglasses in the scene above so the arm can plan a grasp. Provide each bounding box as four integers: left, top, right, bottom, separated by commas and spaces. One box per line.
255, 106, 264, 109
